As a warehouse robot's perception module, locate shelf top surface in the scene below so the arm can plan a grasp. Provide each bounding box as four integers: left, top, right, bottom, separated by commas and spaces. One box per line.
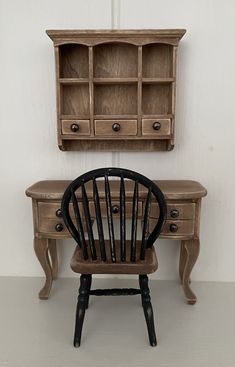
26, 179, 207, 200
46, 29, 186, 39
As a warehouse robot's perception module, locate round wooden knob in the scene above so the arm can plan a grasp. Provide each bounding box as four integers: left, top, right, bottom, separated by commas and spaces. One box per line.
169, 223, 178, 233
112, 205, 120, 214
70, 123, 79, 132
112, 123, 121, 132
152, 121, 161, 130
56, 208, 62, 218
55, 223, 64, 232
170, 209, 179, 218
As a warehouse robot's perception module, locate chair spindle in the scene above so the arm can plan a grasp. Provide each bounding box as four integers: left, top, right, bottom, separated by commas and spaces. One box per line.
71, 189, 88, 260
93, 179, 106, 261
120, 176, 126, 262
130, 181, 139, 262
105, 175, 116, 262
81, 182, 97, 260
140, 188, 152, 260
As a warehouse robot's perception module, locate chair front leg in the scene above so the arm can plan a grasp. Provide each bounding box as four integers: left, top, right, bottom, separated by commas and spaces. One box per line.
139, 275, 157, 347
74, 274, 91, 347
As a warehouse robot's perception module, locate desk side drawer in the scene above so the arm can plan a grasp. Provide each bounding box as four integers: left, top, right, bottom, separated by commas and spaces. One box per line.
150, 203, 195, 220
150, 219, 194, 237
38, 218, 70, 234
38, 202, 77, 219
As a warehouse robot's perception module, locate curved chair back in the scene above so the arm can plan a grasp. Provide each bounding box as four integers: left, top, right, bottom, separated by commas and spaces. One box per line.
61, 167, 166, 262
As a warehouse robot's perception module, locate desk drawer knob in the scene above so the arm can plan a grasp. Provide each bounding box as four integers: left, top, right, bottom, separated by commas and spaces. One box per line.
112, 205, 120, 214
170, 209, 179, 218
169, 223, 178, 233
56, 208, 62, 218
55, 223, 64, 232
152, 121, 161, 130
70, 123, 79, 132
112, 123, 121, 132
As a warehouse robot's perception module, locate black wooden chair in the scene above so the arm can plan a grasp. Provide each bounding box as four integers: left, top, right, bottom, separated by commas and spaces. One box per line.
61, 167, 166, 347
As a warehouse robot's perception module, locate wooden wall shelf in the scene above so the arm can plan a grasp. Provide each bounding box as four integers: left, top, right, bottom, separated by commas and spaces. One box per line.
47, 29, 186, 151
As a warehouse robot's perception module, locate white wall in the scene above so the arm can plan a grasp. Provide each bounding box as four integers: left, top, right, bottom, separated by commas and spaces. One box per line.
0, 0, 235, 281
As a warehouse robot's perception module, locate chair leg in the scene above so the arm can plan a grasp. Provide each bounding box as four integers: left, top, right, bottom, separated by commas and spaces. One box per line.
85, 275, 92, 309
139, 275, 157, 347
73, 274, 90, 347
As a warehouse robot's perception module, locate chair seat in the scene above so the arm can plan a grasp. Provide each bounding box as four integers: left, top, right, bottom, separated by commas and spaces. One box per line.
70, 240, 158, 274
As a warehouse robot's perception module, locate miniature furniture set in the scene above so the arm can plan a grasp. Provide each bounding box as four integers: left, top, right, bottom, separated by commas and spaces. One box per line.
25, 29, 207, 347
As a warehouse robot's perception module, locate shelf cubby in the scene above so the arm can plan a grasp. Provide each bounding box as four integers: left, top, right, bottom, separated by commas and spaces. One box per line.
61, 84, 89, 115
94, 84, 138, 115
142, 44, 173, 78
59, 44, 89, 78
94, 43, 138, 78
142, 84, 172, 115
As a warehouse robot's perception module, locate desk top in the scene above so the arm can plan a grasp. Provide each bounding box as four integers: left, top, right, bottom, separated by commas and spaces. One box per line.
26, 180, 207, 201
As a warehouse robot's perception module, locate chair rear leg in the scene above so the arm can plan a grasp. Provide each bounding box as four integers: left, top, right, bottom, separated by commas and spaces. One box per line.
85, 274, 92, 309
139, 275, 157, 347
74, 274, 90, 347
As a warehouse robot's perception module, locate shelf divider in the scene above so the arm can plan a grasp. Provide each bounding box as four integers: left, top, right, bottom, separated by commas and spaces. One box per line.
137, 46, 142, 137
89, 46, 94, 136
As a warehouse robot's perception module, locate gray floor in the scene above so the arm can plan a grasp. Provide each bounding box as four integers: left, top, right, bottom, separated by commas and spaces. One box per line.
0, 277, 235, 367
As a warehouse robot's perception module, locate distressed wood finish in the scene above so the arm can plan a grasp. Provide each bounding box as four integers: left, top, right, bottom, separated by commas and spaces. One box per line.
26, 180, 206, 302
47, 29, 186, 151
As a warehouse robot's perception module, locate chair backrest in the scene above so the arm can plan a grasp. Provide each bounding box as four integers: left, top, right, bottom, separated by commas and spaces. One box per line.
61, 167, 166, 262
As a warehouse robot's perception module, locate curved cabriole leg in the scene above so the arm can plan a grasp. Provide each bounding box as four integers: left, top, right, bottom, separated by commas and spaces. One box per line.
181, 239, 200, 305
34, 237, 53, 300
139, 275, 157, 347
74, 274, 90, 347
48, 239, 58, 280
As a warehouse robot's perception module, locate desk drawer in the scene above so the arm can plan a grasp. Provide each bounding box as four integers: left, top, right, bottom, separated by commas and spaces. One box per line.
150, 203, 195, 220
89, 201, 143, 218
95, 120, 137, 136
38, 202, 76, 219
38, 218, 70, 234
62, 120, 90, 135
150, 219, 194, 237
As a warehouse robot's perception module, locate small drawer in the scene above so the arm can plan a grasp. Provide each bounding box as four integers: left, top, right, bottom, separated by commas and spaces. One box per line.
150, 203, 195, 220
89, 201, 143, 218
62, 120, 90, 135
149, 220, 194, 237
142, 119, 171, 137
38, 218, 70, 234
95, 120, 137, 136
38, 202, 76, 219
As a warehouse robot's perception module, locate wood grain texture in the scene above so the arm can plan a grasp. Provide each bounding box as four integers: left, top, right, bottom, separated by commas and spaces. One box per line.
34, 237, 52, 299
142, 44, 173, 78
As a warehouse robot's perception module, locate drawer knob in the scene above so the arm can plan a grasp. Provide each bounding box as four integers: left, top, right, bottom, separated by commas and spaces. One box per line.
170, 209, 179, 218
55, 223, 64, 232
169, 223, 178, 233
152, 121, 161, 130
56, 208, 62, 218
112, 205, 120, 214
112, 123, 121, 132
70, 123, 79, 132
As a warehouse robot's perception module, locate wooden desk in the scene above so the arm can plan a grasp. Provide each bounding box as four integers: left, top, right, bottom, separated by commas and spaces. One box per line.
26, 180, 207, 304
